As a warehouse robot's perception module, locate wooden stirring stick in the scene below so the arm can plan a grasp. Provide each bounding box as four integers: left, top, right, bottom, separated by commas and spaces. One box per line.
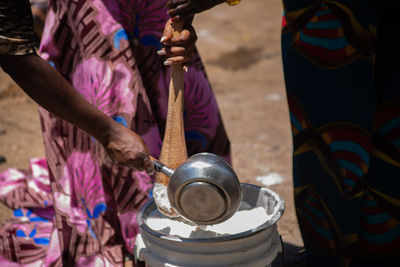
153, 18, 188, 217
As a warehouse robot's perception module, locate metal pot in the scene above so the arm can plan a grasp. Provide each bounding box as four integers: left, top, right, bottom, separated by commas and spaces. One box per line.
153, 153, 242, 225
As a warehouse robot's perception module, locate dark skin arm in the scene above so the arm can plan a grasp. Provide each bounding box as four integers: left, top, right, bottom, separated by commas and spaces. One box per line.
0, 53, 154, 174
167, 0, 225, 18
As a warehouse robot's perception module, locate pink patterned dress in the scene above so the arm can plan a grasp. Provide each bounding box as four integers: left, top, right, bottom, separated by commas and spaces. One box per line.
0, 0, 230, 266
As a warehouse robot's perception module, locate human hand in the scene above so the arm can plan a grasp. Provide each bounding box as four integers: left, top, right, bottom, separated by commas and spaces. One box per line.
103, 123, 154, 175
167, 0, 225, 18
158, 17, 197, 67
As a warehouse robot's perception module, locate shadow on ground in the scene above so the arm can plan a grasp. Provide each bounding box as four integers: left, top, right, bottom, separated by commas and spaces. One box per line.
207, 46, 280, 71
272, 241, 308, 267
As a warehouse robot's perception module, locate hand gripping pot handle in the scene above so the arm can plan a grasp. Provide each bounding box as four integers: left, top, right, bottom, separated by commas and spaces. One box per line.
151, 157, 175, 178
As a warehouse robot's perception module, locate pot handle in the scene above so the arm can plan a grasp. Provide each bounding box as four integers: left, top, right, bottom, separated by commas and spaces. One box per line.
150, 156, 174, 178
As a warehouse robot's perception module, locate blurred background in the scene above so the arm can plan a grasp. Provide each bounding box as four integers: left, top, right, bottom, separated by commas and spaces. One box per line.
0, 0, 303, 263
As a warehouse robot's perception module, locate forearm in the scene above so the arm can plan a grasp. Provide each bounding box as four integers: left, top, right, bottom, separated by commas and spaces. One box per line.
0, 53, 114, 145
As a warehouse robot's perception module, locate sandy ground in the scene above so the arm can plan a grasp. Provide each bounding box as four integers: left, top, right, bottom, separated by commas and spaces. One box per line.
0, 0, 304, 264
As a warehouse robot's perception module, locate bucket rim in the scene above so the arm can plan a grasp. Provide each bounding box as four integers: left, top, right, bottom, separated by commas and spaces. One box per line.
137, 183, 285, 243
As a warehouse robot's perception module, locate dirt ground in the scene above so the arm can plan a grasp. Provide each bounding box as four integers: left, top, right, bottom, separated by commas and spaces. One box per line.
0, 0, 303, 264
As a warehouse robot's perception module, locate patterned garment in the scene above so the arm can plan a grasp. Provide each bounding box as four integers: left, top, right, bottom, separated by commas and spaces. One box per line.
282, 0, 400, 266
0, 0, 230, 266
0, 0, 35, 55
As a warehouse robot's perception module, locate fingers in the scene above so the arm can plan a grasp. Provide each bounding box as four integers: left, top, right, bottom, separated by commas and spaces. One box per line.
161, 18, 197, 45
134, 142, 155, 175
166, 0, 188, 9
167, 0, 195, 18
158, 47, 185, 56
168, 6, 195, 19
171, 27, 197, 45
119, 152, 155, 175
164, 55, 192, 66
159, 21, 197, 66
139, 144, 154, 175
143, 155, 155, 175
161, 46, 194, 66
104, 125, 155, 175
159, 46, 194, 61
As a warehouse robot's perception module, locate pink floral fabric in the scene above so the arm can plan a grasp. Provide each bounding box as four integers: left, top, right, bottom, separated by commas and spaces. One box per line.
0, 159, 56, 266
0, 0, 230, 266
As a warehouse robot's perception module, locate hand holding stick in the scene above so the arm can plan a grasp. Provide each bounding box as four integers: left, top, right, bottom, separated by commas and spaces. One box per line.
153, 18, 188, 217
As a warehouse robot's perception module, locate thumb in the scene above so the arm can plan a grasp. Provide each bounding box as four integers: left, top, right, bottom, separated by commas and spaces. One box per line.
143, 155, 155, 175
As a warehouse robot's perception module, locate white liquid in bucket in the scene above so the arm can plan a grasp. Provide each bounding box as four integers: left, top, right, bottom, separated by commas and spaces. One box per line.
135, 184, 284, 267
146, 207, 272, 238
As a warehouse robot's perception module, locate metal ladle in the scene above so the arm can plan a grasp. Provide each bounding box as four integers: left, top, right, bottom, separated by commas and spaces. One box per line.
152, 153, 242, 225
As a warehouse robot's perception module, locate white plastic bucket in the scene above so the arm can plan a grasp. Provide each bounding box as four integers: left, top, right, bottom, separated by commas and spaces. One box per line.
134, 183, 284, 267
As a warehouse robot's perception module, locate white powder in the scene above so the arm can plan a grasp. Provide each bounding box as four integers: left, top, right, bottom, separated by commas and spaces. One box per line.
146, 206, 271, 238
152, 183, 174, 215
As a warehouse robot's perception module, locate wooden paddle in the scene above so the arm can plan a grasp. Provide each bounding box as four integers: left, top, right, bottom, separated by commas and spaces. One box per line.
153, 18, 188, 217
